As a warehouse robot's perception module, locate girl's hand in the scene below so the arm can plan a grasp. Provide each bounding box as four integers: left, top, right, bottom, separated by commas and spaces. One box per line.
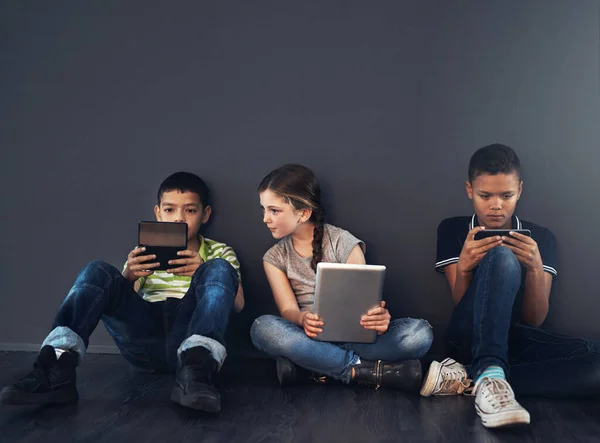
360, 301, 391, 335
302, 312, 324, 338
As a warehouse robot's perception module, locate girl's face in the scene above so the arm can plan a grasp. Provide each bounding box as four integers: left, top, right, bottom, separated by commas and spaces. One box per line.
259, 189, 308, 239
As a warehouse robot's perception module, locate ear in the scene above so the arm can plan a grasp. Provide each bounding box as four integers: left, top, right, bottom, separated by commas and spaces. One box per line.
302, 209, 312, 223
299, 207, 313, 223
517, 180, 523, 201
465, 180, 474, 200
201, 205, 212, 224
154, 205, 161, 221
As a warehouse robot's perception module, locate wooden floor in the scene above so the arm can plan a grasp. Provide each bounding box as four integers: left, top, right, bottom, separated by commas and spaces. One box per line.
1, 351, 599, 443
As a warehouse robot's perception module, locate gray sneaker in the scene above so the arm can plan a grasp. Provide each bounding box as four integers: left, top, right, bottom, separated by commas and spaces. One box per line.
420, 358, 471, 397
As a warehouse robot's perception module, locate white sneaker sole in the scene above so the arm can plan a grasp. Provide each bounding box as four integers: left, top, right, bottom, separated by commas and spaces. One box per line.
476, 404, 531, 428
420, 360, 442, 397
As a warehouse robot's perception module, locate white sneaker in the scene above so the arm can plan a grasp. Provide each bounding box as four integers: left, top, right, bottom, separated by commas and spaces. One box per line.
474, 377, 530, 428
420, 358, 471, 397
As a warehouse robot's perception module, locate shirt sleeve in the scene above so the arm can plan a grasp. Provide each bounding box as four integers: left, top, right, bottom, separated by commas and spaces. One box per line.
331, 228, 366, 263
537, 228, 558, 280
216, 245, 242, 280
435, 219, 463, 273
263, 243, 286, 272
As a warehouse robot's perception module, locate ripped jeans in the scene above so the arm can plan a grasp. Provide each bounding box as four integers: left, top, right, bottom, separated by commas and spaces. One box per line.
250, 315, 433, 383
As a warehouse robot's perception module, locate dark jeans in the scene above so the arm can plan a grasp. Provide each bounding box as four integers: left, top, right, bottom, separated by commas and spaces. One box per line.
446, 246, 600, 397
42, 258, 238, 372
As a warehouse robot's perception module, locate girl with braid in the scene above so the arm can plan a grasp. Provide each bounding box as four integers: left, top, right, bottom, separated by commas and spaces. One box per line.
250, 164, 434, 391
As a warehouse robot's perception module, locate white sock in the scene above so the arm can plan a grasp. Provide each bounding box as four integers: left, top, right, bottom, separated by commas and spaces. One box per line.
54, 348, 67, 360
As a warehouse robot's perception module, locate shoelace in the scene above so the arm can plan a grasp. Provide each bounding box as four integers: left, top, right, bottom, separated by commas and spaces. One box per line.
481, 379, 515, 409
436, 368, 472, 395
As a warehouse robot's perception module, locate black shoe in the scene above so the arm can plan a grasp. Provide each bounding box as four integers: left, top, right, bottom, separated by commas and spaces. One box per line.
276, 357, 298, 387
0, 345, 79, 406
275, 357, 329, 387
353, 359, 422, 392
171, 347, 221, 412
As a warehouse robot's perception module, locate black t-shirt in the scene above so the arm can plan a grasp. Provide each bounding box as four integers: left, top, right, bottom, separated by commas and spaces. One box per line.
436, 214, 558, 319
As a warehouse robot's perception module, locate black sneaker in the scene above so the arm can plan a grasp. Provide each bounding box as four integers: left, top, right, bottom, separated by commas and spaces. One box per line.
171, 347, 220, 413
0, 345, 79, 406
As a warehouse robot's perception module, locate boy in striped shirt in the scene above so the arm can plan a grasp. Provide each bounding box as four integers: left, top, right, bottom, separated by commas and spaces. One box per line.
1, 172, 244, 413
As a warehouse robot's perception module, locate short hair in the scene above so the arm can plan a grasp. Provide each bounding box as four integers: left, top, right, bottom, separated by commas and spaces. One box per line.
157, 172, 210, 207
468, 144, 521, 182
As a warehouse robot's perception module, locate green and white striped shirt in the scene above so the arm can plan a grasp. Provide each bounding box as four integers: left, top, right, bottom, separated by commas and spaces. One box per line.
132, 236, 240, 303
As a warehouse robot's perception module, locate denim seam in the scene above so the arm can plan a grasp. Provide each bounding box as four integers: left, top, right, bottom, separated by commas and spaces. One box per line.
72, 284, 114, 341
474, 251, 493, 359
342, 354, 360, 384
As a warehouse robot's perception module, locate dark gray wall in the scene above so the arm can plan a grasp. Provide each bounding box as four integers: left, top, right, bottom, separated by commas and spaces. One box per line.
1, 0, 599, 352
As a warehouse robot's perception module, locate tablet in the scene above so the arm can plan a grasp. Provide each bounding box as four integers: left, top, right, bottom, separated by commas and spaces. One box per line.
312, 263, 386, 343
474, 229, 531, 241
138, 221, 188, 271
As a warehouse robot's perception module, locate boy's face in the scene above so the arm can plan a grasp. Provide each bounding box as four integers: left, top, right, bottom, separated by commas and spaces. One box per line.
154, 190, 211, 240
466, 172, 522, 229
259, 189, 310, 240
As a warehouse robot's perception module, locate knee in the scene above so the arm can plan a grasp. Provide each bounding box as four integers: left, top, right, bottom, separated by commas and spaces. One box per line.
76, 260, 120, 283
250, 315, 277, 348
483, 246, 521, 276
193, 258, 238, 285
250, 315, 296, 354
84, 259, 114, 273
390, 318, 434, 359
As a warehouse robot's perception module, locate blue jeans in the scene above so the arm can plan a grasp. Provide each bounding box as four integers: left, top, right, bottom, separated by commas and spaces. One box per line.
42, 259, 238, 372
250, 315, 433, 383
446, 246, 600, 397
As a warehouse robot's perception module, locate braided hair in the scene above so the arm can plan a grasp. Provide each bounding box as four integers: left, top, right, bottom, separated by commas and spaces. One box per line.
258, 164, 325, 271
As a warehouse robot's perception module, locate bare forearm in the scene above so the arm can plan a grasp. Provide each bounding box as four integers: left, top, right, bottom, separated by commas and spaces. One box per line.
452, 269, 473, 305
233, 284, 245, 313
281, 309, 305, 327
521, 269, 550, 327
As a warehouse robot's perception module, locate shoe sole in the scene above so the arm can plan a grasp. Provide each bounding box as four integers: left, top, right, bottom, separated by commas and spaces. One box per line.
419, 360, 442, 397
475, 404, 531, 428
170, 386, 221, 413
0, 388, 78, 406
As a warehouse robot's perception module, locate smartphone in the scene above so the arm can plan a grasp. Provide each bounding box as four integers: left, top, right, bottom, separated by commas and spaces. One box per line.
138, 221, 188, 271
474, 229, 531, 241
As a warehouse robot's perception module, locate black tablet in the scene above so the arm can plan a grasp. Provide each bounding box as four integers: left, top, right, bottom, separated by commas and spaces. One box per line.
138, 221, 188, 271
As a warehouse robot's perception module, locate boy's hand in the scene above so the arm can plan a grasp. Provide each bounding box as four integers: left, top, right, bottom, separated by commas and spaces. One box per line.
501, 232, 543, 272
167, 250, 203, 276
302, 312, 324, 338
457, 227, 502, 273
361, 301, 391, 335
123, 247, 159, 282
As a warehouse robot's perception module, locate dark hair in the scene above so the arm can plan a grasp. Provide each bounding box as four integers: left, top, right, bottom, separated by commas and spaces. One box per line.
157, 172, 210, 207
258, 164, 325, 272
468, 144, 521, 182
